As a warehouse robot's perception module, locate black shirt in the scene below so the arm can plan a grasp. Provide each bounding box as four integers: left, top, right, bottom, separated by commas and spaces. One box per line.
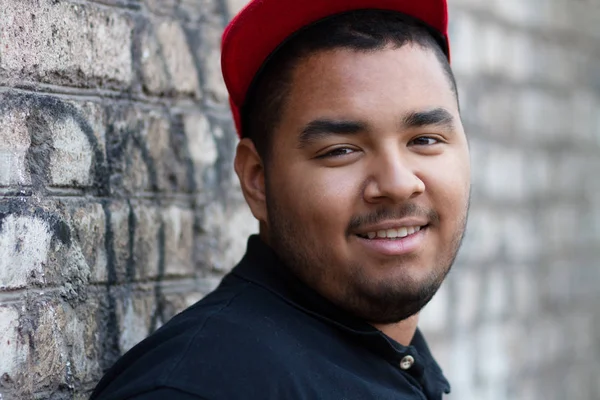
91, 236, 450, 400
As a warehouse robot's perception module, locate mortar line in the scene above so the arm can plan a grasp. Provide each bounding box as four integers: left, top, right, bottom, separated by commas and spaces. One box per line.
0, 84, 204, 108
0, 277, 215, 303
68, 0, 142, 13
0, 191, 207, 202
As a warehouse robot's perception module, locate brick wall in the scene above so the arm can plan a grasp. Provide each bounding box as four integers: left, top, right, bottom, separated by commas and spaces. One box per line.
0, 0, 598, 399
0, 1, 256, 398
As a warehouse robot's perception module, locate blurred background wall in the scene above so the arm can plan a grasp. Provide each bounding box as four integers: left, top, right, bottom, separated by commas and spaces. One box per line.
0, 0, 598, 399
418, 1, 600, 399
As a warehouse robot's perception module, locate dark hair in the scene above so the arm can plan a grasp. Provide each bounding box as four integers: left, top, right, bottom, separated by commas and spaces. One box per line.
242, 9, 458, 163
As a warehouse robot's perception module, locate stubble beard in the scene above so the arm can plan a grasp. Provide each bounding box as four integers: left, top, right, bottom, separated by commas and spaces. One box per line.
265, 195, 469, 325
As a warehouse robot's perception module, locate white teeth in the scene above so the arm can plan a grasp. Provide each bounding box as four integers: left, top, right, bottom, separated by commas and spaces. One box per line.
362, 226, 424, 239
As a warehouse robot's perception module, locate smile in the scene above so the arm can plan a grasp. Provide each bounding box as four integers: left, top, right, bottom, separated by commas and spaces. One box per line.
357, 225, 425, 240
354, 225, 428, 256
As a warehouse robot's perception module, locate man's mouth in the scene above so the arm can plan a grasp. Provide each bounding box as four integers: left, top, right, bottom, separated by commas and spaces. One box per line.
356, 225, 427, 240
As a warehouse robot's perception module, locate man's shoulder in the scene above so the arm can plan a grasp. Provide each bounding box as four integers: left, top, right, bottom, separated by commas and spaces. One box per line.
166, 277, 308, 363
92, 275, 313, 399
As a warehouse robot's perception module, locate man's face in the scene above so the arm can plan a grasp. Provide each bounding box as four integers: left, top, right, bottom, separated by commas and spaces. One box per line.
262, 45, 470, 324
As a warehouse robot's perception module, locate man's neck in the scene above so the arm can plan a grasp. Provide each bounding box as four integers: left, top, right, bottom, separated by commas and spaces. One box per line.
372, 314, 420, 346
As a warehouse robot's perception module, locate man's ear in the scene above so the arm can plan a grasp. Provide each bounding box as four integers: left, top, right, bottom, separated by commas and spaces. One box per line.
234, 138, 268, 223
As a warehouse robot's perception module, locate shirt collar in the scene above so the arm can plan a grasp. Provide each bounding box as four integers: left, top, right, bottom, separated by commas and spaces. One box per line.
232, 235, 450, 398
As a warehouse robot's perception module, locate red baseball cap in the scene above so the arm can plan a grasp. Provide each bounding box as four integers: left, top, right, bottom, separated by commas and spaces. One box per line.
221, 0, 450, 137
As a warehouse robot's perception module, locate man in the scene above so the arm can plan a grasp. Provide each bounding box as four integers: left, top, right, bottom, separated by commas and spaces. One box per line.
91, 0, 470, 399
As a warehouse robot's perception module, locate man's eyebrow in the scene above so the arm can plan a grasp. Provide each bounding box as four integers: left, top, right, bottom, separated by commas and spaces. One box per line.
402, 108, 455, 130
297, 119, 367, 148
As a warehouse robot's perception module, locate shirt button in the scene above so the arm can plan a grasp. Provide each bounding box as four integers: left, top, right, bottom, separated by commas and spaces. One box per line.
400, 355, 415, 370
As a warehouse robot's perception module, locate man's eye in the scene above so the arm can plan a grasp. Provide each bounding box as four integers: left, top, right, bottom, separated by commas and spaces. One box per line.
319, 147, 356, 158
411, 136, 439, 146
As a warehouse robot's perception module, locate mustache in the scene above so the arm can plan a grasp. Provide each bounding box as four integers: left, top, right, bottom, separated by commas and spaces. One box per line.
347, 204, 440, 233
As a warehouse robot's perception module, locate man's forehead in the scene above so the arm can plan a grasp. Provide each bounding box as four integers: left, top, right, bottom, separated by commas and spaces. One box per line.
290, 45, 454, 98
283, 46, 458, 124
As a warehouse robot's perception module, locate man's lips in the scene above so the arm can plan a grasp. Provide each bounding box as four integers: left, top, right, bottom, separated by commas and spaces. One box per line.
356, 225, 426, 240
353, 218, 429, 239
353, 222, 428, 256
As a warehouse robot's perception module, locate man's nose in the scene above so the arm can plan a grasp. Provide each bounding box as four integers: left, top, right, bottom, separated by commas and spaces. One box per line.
363, 152, 425, 204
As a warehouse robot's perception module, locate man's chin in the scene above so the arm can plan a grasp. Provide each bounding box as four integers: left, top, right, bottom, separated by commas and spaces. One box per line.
340, 278, 443, 324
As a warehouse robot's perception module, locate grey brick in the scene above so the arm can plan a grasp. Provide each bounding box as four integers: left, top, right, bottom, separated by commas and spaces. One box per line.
146, 113, 196, 193
198, 200, 257, 272
105, 107, 154, 195
131, 202, 161, 280
452, 268, 482, 328
0, 298, 106, 397
145, 0, 221, 23
418, 282, 450, 334
0, 109, 32, 187
163, 205, 194, 277
183, 112, 219, 189
0, 0, 134, 89
106, 106, 196, 196
225, 0, 248, 15
198, 20, 229, 104
0, 214, 53, 290
11, 300, 70, 395
69, 202, 107, 284
0, 93, 107, 191
104, 200, 132, 284
116, 295, 155, 353
0, 305, 28, 385
140, 18, 201, 98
